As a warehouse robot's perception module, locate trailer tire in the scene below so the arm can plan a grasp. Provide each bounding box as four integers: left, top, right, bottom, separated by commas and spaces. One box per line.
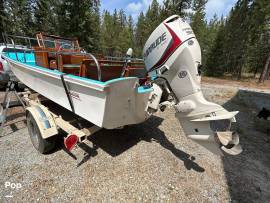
26, 111, 56, 154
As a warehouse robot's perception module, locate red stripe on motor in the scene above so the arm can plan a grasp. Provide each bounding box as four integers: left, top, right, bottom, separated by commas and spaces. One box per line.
152, 24, 182, 70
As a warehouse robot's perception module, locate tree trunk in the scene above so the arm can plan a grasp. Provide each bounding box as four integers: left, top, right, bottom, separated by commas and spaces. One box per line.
266, 64, 270, 80
259, 54, 270, 83
237, 65, 242, 80
253, 65, 258, 78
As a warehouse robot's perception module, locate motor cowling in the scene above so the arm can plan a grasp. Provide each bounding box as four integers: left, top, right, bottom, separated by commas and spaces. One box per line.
144, 15, 242, 155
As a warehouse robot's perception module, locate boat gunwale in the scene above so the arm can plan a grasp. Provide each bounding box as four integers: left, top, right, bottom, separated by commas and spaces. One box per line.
3, 54, 141, 92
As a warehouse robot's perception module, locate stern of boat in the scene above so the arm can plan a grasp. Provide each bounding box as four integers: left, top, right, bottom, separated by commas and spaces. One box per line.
102, 77, 152, 129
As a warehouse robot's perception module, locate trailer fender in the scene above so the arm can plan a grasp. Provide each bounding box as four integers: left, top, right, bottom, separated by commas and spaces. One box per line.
26, 105, 58, 139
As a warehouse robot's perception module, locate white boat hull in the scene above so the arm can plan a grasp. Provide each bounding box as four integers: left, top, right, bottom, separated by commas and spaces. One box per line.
5, 57, 152, 129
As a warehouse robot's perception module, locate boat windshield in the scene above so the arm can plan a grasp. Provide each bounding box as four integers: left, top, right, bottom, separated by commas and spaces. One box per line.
43, 37, 77, 50
36, 32, 80, 51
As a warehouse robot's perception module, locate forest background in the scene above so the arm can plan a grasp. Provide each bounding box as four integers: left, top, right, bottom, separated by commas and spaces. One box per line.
0, 0, 269, 82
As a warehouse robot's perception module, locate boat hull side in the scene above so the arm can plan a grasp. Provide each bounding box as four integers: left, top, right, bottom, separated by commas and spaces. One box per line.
7, 59, 152, 129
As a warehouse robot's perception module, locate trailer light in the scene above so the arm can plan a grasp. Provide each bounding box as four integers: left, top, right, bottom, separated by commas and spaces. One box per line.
0, 61, 3, 71
64, 134, 78, 151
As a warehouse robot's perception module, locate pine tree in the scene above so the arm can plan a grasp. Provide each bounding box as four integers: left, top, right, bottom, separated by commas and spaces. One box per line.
4, 0, 35, 35
161, 0, 192, 20
34, 0, 57, 34
88, 1, 101, 52
100, 10, 114, 55
145, 0, 160, 35
190, 0, 208, 64
248, 0, 270, 82
205, 0, 252, 79
118, 9, 126, 28
134, 0, 161, 56
112, 9, 121, 55
127, 15, 135, 41
207, 14, 220, 46
205, 17, 226, 76
56, 0, 101, 52
135, 12, 147, 57
2, 0, 269, 82
227, 0, 251, 79
125, 15, 135, 53
204, 14, 220, 63
0, 0, 5, 40
118, 13, 135, 55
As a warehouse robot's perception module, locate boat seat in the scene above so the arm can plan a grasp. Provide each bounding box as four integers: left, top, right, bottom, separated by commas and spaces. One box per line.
81, 60, 123, 81
58, 55, 85, 76
33, 46, 49, 68
81, 59, 148, 83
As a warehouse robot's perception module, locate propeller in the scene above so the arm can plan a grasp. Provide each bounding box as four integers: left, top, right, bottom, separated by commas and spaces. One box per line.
217, 131, 242, 155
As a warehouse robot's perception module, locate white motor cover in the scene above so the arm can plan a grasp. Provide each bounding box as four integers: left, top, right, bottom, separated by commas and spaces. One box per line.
144, 15, 196, 72
144, 15, 242, 155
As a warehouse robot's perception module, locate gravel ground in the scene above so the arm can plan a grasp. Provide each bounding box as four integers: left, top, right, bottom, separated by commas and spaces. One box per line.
0, 84, 270, 203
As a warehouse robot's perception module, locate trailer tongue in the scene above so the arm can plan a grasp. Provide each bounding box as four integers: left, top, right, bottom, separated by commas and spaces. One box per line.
144, 15, 242, 155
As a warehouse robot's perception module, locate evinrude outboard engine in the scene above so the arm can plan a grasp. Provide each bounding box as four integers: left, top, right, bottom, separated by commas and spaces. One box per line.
144, 15, 242, 155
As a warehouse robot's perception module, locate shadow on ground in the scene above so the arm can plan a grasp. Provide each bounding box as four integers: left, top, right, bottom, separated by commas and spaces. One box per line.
39, 100, 202, 172
25, 100, 204, 172
221, 90, 270, 203
77, 115, 205, 172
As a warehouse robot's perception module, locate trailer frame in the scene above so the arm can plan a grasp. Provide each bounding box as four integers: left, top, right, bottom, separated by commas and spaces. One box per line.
0, 80, 101, 153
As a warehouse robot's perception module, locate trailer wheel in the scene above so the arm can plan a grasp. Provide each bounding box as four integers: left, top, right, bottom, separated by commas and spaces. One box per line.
26, 111, 56, 154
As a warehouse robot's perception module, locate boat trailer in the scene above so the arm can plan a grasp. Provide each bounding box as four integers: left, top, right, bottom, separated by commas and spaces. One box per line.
0, 80, 101, 153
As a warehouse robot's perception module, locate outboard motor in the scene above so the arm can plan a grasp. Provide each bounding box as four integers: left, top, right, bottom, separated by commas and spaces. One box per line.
144, 15, 242, 155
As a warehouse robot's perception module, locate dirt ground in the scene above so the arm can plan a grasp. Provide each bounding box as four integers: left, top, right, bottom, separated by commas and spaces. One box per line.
202, 76, 270, 93
0, 82, 270, 203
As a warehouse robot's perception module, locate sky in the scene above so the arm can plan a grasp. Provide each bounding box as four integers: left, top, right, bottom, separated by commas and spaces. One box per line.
100, 0, 238, 21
